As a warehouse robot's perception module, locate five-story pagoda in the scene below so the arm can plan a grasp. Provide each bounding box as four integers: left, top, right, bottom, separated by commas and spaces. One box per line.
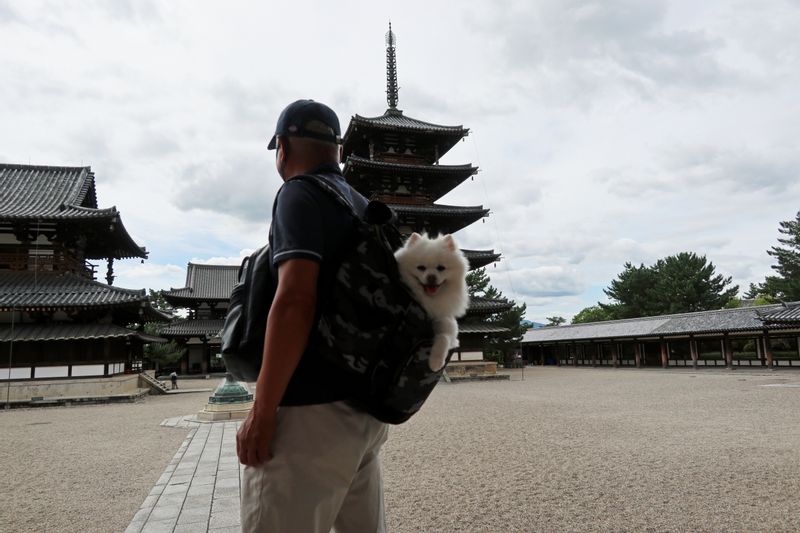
342, 25, 513, 378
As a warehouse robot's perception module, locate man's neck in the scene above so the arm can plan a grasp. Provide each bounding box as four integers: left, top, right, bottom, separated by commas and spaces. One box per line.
283, 160, 340, 181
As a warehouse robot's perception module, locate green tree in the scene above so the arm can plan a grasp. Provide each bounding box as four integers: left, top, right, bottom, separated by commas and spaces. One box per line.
760, 210, 800, 301
651, 252, 738, 314
142, 322, 186, 373
602, 252, 738, 318
571, 305, 615, 324
601, 262, 658, 318
148, 289, 174, 313
464, 268, 526, 363
546, 316, 566, 326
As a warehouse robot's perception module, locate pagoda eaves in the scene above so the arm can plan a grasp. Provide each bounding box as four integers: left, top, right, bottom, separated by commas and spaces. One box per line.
342, 109, 468, 165
343, 155, 477, 203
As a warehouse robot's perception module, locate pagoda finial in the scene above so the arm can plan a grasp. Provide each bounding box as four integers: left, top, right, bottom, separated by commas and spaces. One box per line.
385, 22, 399, 110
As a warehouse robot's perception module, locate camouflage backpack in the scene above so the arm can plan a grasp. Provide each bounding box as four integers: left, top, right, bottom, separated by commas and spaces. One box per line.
221, 174, 448, 424
297, 175, 445, 424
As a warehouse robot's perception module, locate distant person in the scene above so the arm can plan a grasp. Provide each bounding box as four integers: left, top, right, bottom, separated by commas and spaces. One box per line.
169, 371, 178, 390
236, 100, 388, 532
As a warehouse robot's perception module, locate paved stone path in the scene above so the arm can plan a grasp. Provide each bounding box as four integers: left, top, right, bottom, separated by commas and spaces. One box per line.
125, 420, 243, 533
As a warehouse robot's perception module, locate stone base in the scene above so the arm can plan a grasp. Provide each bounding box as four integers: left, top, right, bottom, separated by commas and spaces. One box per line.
446, 360, 498, 376
197, 400, 253, 421
444, 360, 510, 382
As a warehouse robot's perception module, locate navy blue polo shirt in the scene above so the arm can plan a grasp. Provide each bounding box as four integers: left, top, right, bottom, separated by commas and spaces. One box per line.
268, 162, 368, 406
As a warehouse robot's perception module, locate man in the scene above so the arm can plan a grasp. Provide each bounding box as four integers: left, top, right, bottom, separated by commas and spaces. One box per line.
236, 100, 389, 533
169, 371, 178, 390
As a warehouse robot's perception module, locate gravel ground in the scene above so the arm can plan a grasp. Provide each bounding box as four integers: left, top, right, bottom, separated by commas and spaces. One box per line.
1, 369, 800, 533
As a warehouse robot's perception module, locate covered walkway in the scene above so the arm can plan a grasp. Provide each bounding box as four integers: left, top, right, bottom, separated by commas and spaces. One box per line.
522, 302, 800, 369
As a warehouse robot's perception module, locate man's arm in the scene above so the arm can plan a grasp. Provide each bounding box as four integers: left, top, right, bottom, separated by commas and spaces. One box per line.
236, 257, 320, 466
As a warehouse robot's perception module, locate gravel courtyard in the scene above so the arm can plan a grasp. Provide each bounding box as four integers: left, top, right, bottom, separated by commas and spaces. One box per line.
1, 368, 799, 532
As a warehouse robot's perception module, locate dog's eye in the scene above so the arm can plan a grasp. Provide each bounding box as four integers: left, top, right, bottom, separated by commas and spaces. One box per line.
416, 265, 426, 272
436, 265, 446, 272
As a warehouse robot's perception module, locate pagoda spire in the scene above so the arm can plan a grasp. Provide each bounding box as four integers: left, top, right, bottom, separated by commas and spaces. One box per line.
385, 22, 399, 110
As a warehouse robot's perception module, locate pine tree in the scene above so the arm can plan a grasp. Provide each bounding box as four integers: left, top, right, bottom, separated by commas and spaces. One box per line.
761, 211, 800, 301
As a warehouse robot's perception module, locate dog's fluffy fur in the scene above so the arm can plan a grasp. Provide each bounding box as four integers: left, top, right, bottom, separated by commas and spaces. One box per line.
395, 232, 470, 371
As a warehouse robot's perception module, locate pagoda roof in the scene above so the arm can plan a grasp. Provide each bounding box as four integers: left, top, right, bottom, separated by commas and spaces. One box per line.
467, 297, 515, 315
458, 323, 512, 335
343, 109, 468, 160
0, 323, 165, 343
390, 203, 488, 218
0, 271, 151, 311
160, 318, 224, 338
343, 156, 477, 201
344, 156, 477, 177
348, 109, 468, 135
164, 263, 238, 305
462, 249, 501, 270
0, 164, 147, 259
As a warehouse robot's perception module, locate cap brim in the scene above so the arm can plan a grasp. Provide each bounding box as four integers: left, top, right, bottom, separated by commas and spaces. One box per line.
267, 135, 277, 150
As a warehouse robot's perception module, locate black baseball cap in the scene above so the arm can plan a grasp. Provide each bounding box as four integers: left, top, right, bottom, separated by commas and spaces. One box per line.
267, 99, 342, 150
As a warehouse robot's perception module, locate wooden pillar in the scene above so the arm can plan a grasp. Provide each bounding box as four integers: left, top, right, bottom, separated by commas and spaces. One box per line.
690, 339, 698, 369
201, 339, 209, 374
722, 336, 733, 369
594, 344, 600, 367
613, 343, 619, 368
539, 345, 545, 366
763, 331, 774, 369
660, 340, 668, 368
574, 345, 579, 367
634, 343, 641, 368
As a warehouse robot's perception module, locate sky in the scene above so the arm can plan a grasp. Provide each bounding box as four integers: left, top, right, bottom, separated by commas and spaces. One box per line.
2, 0, 799, 323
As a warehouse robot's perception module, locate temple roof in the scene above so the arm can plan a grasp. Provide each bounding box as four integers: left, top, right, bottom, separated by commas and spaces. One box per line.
0, 272, 167, 319
164, 263, 239, 305
349, 109, 467, 135
467, 297, 515, 315
462, 249, 501, 270
343, 156, 477, 201
522, 302, 800, 344
390, 204, 488, 218
342, 109, 468, 160
344, 155, 477, 177
390, 203, 489, 235
458, 323, 512, 335
159, 318, 224, 338
0, 164, 147, 259
0, 323, 165, 343
759, 302, 800, 324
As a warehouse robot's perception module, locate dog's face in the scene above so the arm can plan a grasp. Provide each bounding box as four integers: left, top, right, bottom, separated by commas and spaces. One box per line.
395, 232, 468, 298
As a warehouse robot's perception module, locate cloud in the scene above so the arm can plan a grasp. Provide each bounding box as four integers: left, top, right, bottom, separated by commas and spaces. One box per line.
112, 261, 185, 292
173, 153, 279, 223
189, 250, 254, 266
499, 265, 586, 298
469, 0, 741, 104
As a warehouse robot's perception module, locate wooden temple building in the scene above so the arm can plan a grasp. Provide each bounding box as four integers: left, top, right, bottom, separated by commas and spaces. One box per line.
342, 25, 514, 376
0, 164, 167, 398
521, 302, 800, 368
161, 263, 238, 375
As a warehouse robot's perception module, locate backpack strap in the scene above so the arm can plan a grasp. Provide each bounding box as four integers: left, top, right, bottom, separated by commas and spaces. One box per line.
291, 174, 359, 219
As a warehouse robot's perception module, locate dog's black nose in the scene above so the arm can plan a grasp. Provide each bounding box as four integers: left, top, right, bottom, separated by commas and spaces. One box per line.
425, 274, 438, 285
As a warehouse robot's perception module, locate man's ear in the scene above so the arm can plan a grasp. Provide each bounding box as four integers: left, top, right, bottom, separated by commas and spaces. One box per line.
338, 145, 344, 163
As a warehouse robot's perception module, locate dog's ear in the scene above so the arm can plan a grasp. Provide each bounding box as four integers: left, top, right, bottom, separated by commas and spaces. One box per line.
443, 234, 457, 252
407, 232, 422, 246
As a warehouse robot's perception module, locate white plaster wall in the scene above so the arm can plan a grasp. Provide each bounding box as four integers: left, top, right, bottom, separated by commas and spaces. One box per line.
71, 364, 105, 377
460, 351, 484, 361
0, 367, 32, 380
34, 366, 69, 378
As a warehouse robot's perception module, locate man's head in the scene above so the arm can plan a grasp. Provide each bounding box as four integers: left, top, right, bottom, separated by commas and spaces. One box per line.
268, 99, 342, 179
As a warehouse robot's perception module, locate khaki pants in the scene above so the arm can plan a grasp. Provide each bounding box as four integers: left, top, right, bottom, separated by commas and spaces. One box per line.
240, 401, 389, 533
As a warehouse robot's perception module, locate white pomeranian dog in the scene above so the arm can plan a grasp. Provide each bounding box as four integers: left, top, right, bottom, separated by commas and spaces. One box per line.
394, 232, 470, 371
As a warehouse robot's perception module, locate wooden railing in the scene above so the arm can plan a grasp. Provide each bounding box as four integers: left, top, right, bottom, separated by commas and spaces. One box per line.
0, 250, 96, 278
